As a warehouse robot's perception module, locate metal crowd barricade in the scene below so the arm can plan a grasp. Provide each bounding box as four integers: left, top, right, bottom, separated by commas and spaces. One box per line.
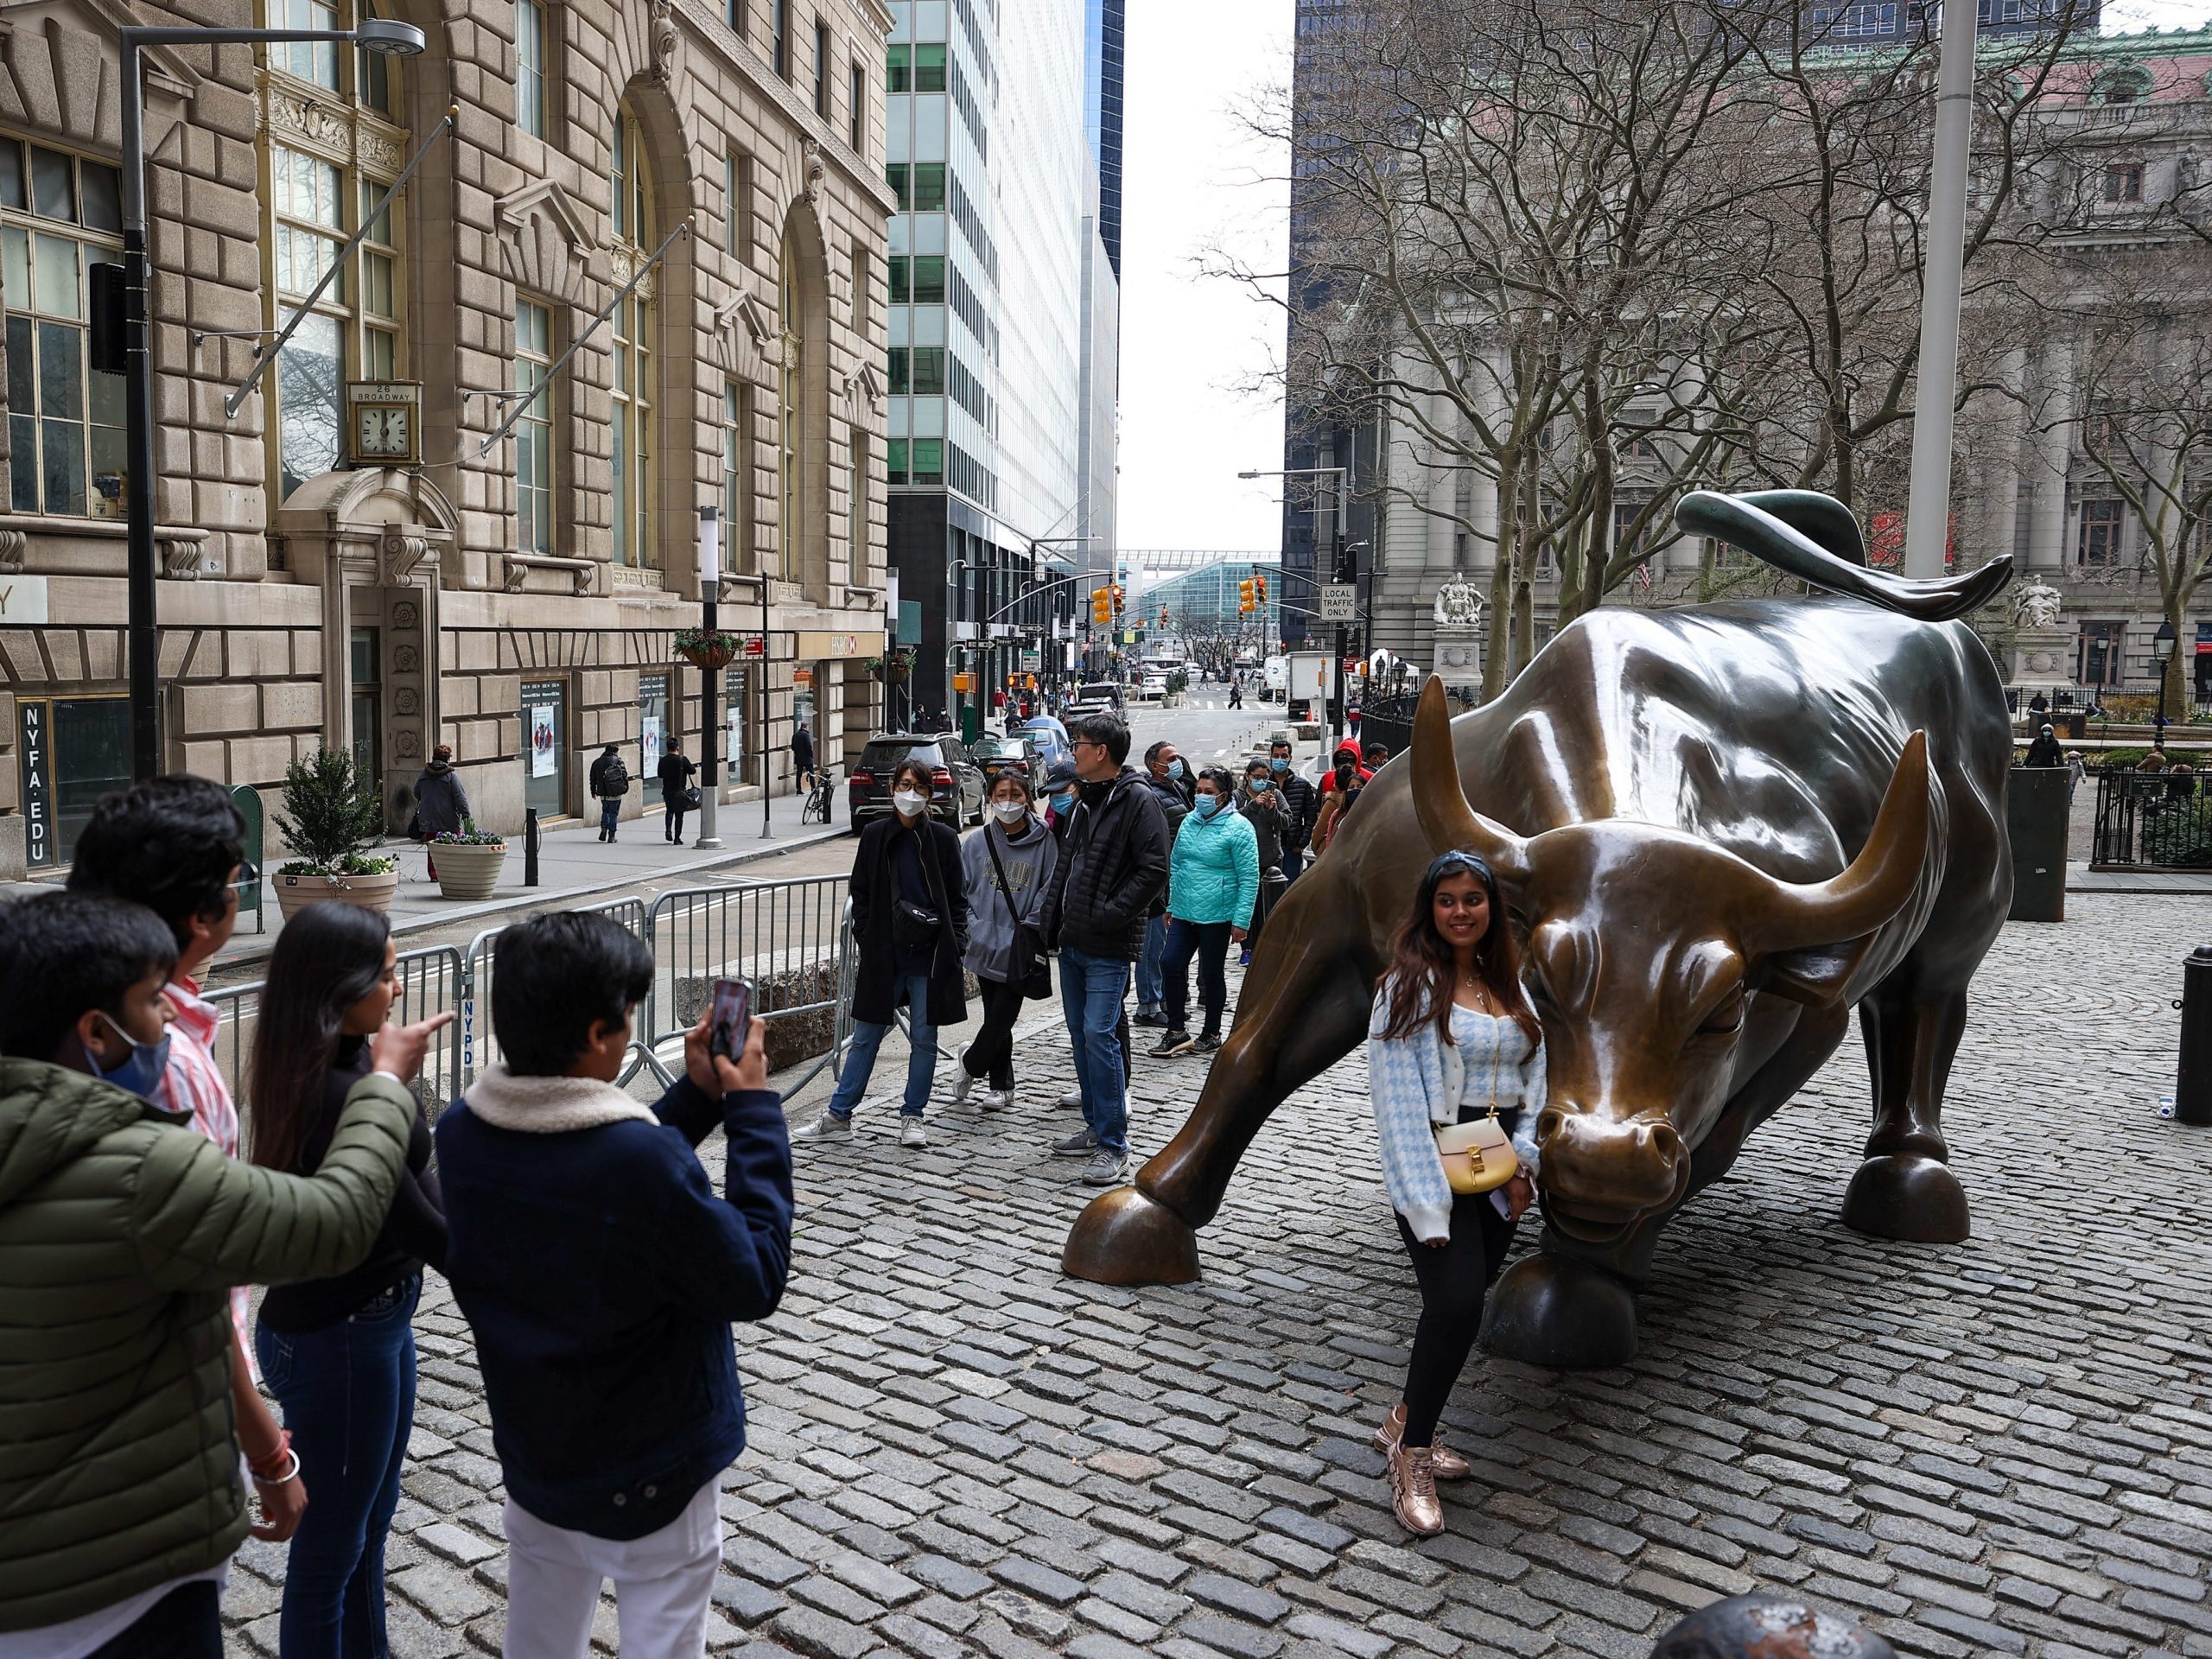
640, 875, 848, 1058
202, 940, 467, 1147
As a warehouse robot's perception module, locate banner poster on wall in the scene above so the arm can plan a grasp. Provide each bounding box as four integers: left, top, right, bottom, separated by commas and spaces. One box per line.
530, 703, 556, 777
642, 715, 664, 776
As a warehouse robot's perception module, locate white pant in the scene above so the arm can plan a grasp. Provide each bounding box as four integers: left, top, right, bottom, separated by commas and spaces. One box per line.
502, 1482, 721, 1659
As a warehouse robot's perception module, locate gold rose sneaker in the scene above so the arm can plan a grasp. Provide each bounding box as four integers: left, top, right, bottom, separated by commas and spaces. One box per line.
1374, 1403, 1471, 1480
1388, 1443, 1444, 1537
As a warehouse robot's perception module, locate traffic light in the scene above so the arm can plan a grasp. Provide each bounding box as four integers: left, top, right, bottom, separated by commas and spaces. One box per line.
1090, 586, 1112, 626
1238, 579, 1255, 614
1159, 607, 1169, 627
1109, 583, 1125, 615
1255, 574, 1268, 603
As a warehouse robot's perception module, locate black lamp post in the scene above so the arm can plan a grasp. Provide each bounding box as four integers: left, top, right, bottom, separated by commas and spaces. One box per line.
118, 18, 425, 782
2152, 618, 2177, 753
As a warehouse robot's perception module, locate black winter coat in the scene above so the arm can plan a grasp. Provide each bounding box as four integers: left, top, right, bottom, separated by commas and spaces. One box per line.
850, 815, 969, 1027
1040, 767, 1171, 962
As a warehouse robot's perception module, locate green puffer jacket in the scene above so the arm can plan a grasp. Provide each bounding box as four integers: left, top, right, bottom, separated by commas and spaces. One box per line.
0, 1058, 413, 1632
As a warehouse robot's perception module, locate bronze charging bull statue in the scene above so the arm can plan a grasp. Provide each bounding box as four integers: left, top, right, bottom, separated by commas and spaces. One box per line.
1064, 489, 2015, 1368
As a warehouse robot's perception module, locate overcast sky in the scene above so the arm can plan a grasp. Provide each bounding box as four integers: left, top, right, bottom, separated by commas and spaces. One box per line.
1112, 0, 2212, 562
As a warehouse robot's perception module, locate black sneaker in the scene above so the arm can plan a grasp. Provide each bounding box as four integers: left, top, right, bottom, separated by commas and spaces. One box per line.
1132, 1009, 1169, 1029
1150, 1029, 1193, 1058
1194, 1032, 1223, 1053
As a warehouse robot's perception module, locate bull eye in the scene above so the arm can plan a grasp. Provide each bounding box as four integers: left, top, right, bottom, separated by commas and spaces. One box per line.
1699, 988, 1746, 1035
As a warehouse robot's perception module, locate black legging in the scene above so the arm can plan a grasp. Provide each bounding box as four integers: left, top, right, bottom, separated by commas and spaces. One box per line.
1393, 1191, 1519, 1446
1163, 918, 1232, 1033
963, 974, 1026, 1089
664, 794, 688, 842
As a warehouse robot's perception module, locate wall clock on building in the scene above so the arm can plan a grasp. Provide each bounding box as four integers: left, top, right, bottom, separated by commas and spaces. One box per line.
345, 381, 424, 467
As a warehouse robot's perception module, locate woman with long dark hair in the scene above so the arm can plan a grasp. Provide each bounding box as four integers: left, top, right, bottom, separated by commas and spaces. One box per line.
249, 902, 447, 1657
1366, 850, 1545, 1537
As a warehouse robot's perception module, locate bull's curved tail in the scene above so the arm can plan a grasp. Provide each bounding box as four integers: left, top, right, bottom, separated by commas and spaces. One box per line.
1677, 488, 2012, 623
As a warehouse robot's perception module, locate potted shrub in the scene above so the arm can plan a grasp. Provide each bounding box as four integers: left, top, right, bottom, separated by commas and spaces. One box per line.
272, 747, 399, 920
431, 820, 507, 900
675, 627, 745, 672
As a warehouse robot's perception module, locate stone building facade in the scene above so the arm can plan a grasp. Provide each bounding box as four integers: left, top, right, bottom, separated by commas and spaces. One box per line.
0, 0, 895, 876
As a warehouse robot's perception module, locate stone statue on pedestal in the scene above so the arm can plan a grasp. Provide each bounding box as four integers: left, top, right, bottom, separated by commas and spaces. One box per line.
1430, 569, 1484, 690
2006, 574, 2071, 683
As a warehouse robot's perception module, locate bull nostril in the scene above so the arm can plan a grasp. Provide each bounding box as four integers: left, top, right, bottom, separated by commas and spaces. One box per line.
1535, 1109, 1564, 1146
1649, 1123, 1685, 1171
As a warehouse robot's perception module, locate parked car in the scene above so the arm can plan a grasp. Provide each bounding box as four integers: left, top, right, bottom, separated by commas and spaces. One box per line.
969, 733, 1038, 795
1070, 681, 1122, 716
848, 734, 987, 830
1139, 672, 1169, 702
1014, 717, 1073, 779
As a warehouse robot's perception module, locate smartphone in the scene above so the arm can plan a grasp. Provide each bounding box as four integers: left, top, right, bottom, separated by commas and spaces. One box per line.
708, 978, 752, 1061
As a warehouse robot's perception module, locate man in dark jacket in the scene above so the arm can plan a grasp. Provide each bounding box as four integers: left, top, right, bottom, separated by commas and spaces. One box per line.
1268, 738, 1318, 886
791, 722, 816, 787
2023, 724, 2065, 767
1040, 713, 1171, 1185
588, 744, 630, 842
658, 738, 698, 842
436, 912, 790, 1656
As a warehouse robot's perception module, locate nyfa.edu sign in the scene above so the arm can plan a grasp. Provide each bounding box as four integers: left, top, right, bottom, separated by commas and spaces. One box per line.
18, 696, 51, 867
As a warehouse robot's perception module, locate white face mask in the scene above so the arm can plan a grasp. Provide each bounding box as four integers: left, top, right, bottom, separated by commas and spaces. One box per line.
893, 789, 929, 817
990, 799, 1027, 824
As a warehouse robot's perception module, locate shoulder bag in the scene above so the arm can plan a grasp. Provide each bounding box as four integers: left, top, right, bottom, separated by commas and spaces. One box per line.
1433, 1007, 1521, 1195
984, 828, 1053, 1000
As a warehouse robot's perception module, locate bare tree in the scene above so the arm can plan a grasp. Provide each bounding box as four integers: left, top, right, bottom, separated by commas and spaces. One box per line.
1233, 0, 2101, 694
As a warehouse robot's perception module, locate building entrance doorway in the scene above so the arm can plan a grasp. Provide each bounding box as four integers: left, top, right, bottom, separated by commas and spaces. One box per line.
522, 679, 569, 820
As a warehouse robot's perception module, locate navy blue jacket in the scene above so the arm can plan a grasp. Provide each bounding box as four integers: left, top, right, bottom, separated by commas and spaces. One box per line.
435, 1077, 792, 1540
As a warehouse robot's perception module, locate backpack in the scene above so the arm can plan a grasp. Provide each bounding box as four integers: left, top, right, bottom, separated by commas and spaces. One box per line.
599, 756, 631, 797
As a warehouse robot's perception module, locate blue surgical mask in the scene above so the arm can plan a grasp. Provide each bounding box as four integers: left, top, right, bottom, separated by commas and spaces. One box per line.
89, 1012, 171, 1102
1195, 795, 1224, 820
1051, 791, 1076, 813
1166, 759, 1185, 781
1270, 757, 1288, 774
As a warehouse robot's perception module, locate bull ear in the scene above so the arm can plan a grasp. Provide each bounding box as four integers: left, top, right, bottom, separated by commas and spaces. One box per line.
1743, 730, 1931, 965
1411, 676, 1529, 883
1756, 938, 1882, 1007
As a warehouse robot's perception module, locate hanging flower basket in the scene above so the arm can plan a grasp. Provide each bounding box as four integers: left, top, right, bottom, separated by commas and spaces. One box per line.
867, 647, 916, 685
675, 628, 743, 672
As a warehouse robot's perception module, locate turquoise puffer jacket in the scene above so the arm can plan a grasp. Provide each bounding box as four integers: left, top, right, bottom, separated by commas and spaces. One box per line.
1167, 802, 1260, 929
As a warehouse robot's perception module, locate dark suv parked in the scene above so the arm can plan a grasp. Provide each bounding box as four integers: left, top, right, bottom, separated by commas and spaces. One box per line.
848, 734, 986, 830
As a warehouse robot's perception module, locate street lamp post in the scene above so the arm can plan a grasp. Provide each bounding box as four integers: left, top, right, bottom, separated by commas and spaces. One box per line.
2153, 619, 2178, 753
695, 507, 723, 849
118, 19, 425, 783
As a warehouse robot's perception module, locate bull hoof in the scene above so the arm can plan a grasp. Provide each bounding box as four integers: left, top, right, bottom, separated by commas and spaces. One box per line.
1479, 1252, 1639, 1369
1840, 1153, 1970, 1243
1063, 1185, 1201, 1286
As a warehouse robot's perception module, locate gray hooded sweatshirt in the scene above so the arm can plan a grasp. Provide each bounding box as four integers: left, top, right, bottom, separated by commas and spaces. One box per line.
960, 814, 1059, 983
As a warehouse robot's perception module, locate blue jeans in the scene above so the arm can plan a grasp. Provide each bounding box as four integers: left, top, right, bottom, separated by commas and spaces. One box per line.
599, 798, 620, 836
829, 970, 936, 1118
1281, 849, 1306, 887
1135, 914, 1166, 1009
254, 1274, 421, 1659
1060, 946, 1131, 1159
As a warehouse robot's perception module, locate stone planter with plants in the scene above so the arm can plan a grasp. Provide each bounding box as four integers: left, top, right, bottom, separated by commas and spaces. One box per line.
431, 821, 507, 900
273, 747, 399, 920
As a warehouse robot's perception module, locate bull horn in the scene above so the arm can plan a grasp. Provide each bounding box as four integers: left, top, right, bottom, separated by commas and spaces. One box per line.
1411, 676, 1529, 881
1751, 730, 1932, 950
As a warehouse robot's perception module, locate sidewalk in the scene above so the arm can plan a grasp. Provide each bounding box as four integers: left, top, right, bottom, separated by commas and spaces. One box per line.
2066, 861, 2212, 896
215, 786, 848, 973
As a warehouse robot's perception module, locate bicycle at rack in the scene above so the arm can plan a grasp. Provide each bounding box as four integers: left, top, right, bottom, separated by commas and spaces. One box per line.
800, 766, 837, 825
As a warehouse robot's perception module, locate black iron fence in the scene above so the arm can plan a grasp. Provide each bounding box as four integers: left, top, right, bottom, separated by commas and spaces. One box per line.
1357, 689, 1477, 760
2091, 766, 2212, 868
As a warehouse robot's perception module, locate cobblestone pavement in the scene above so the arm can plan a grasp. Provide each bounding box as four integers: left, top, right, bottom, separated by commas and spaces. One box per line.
224, 893, 2212, 1659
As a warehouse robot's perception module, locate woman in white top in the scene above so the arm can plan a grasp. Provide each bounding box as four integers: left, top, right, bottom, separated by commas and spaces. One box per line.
1366, 849, 1546, 1537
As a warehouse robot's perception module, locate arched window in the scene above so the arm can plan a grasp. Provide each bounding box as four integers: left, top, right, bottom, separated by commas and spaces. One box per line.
257, 0, 409, 500
610, 105, 654, 568
777, 206, 829, 598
